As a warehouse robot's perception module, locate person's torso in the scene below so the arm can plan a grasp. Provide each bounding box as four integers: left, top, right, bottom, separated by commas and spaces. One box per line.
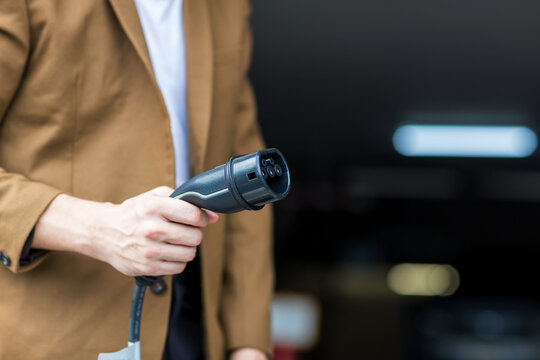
0, 0, 250, 359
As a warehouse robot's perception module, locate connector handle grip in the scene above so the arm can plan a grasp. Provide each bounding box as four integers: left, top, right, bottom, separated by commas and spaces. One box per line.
169, 148, 290, 213
170, 164, 247, 213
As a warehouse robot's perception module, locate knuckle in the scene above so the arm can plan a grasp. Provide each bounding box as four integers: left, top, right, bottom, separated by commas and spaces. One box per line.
139, 221, 164, 240
187, 247, 197, 261
191, 229, 203, 245
145, 228, 165, 240
176, 263, 186, 274
145, 197, 163, 214
187, 207, 205, 226
177, 201, 206, 226
199, 211, 209, 226
144, 247, 159, 260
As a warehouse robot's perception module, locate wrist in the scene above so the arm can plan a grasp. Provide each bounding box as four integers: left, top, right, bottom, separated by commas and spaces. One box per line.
32, 193, 114, 258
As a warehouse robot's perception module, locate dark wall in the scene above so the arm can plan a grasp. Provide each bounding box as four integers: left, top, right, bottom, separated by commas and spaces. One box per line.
251, 0, 540, 167
250, 2, 540, 359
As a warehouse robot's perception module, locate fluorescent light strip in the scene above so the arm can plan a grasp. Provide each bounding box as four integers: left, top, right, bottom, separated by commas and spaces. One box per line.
393, 125, 537, 158
387, 263, 460, 297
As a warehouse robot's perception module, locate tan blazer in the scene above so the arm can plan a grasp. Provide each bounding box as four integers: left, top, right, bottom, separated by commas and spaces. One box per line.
0, 0, 273, 359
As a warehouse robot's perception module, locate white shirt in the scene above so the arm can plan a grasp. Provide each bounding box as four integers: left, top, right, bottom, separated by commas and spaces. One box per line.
134, 0, 189, 188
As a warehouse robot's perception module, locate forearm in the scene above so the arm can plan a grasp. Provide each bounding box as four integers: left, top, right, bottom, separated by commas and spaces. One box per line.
32, 193, 113, 259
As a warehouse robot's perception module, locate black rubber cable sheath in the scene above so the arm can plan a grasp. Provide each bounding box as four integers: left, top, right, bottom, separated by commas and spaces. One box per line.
129, 282, 147, 343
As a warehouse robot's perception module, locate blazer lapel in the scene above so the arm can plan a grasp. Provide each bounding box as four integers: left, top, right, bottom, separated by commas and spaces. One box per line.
107, 0, 155, 82
184, 0, 214, 174
108, 0, 213, 175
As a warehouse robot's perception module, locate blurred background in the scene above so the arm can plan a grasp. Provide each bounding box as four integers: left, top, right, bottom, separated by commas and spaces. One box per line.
249, 1, 540, 359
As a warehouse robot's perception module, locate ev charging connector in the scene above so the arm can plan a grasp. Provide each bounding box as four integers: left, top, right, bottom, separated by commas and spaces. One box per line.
170, 148, 290, 212
98, 148, 290, 360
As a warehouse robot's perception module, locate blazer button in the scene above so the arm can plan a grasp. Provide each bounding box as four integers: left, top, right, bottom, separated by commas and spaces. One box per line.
1, 252, 11, 267
150, 277, 167, 295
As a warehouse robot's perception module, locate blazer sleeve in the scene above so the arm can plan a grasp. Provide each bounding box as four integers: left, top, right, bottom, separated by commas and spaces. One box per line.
0, 0, 63, 273
220, 0, 275, 355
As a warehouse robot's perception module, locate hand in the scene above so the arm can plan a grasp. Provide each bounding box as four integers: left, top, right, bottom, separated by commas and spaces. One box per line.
229, 348, 268, 360
33, 186, 218, 276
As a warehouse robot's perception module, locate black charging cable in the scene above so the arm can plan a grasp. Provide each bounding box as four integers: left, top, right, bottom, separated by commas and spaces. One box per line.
129, 276, 159, 343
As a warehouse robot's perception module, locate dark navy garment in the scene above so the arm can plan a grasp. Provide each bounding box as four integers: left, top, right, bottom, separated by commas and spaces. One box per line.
162, 255, 204, 360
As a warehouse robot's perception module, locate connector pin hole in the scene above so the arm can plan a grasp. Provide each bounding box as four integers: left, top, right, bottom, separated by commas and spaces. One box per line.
266, 166, 276, 178
274, 164, 282, 176
261, 157, 275, 166
261, 169, 268, 179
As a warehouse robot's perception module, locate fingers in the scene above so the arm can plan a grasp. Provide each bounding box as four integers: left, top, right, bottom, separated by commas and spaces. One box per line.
150, 198, 214, 227
158, 261, 188, 276
145, 261, 187, 276
142, 187, 220, 227
142, 221, 203, 246
145, 243, 198, 263
132, 243, 196, 276
137, 243, 197, 275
